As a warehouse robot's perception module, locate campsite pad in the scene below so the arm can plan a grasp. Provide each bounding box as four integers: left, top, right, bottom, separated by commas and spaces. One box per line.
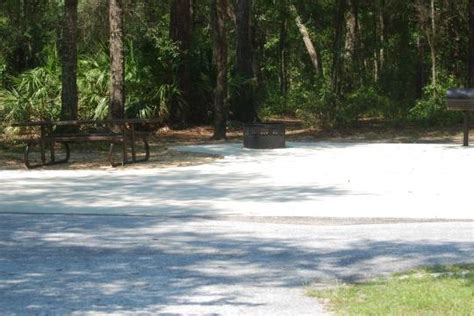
1, 142, 473, 220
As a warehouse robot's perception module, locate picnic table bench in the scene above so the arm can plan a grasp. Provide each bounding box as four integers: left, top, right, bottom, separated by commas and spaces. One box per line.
9, 119, 158, 169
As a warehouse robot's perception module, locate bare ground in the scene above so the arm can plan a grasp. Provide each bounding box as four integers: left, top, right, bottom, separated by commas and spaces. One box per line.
0, 119, 468, 170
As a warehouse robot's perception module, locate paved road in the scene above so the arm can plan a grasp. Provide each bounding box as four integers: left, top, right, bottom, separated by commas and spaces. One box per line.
0, 214, 472, 315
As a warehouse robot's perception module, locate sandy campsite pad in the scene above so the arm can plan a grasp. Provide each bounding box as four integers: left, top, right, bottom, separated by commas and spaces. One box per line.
1, 142, 473, 220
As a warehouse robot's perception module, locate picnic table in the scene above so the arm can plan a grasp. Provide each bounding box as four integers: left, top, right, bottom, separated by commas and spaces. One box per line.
446, 88, 474, 146
9, 119, 158, 168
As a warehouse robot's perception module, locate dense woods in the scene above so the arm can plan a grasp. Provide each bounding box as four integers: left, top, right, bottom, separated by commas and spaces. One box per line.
0, 0, 471, 139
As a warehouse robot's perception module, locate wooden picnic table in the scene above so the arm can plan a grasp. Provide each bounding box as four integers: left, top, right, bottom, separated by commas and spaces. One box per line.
446, 88, 474, 146
9, 118, 159, 168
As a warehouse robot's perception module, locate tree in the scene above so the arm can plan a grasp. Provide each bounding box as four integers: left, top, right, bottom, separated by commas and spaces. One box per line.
170, 0, 193, 125
109, 0, 125, 119
345, 0, 360, 71
290, 4, 323, 76
416, 0, 438, 87
211, 0, 228, 139
331, 0, 346, 95
374, 0, 385, 82
232, 0, 257, 123
430, 0, 437, 86
0, 0, 52, 74
60, 0, 78, 121
0, 0, 471, 127
278, 2, 289, 96
470, 0, 474, 86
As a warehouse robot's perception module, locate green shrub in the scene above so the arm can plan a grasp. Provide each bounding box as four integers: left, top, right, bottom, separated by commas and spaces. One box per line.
284, 79, 336, 128
77, 51, 109, 120
0, 40, 181, 126
0, 62, 6, 87
124, 40, 181, 121
336, 86, 393, 125
1, 48, 61, 122
409, 75, 462, 125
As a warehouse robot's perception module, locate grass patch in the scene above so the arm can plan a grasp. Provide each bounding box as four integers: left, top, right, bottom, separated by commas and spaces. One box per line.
309, 264, 474, 316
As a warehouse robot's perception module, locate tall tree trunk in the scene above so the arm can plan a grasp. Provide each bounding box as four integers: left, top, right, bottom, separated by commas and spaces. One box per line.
446, 1, 461, 78
331, 0, 346, 95
252, 14, 265, 109
374, 0, 385, 82
232, 0, 257, 123
344, 0, 360, 89
469, 0, 474, 86
109, 0, 125, 119
170, 0, 193, 125
60, 0, 78, 121
279, 4, 289, 96
14, 0, 27, 73
290, 5, 323, 76
211, 0, 228, 139
345, 0, 359, 63
430, 0, 437, 86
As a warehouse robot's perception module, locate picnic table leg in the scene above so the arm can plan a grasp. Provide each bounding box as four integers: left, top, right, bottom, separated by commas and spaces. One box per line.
50, 143, 56, 163
24, 143, 34, 169
130, 123, 137, 162
143, 137, 150, 161
121, 124, 128, 165
48, 125, 55, 163
50, 142, 70, 165
40, 125, 46, 164
63, 142, 71, 163
464, 111, 470, 147
108, 143, 118, 167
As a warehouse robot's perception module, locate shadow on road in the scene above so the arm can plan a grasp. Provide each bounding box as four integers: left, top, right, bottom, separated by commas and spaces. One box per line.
0, 214, 472, 313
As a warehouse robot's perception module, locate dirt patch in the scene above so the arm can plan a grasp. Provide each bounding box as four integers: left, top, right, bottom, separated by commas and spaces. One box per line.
280, 119, 465, 143
0, 139, 221, 171
0, 119, 468, 170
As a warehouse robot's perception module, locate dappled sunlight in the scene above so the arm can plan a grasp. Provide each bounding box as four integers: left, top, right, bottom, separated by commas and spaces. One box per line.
0, 214, 472, 313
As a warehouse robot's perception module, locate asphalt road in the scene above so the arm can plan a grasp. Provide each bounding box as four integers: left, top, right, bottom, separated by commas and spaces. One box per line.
0, 214, 472, 315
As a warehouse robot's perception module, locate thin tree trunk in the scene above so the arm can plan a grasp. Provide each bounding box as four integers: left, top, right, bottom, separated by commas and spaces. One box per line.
109, 0, 125, 119
252, 14, 265, 109
331, 0, 346, 95
279, 4, 289, 96
430, 0, 437, 86
379, 1, 385, 74
232, 0, 256, 123
60, 0, 78, 121
469, 0, 474, 86
14, 0, 27, 72
290, 5, 323, 76
211, 0, 228, 139
375, 0, 385, 82
170, 0, 193, 125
